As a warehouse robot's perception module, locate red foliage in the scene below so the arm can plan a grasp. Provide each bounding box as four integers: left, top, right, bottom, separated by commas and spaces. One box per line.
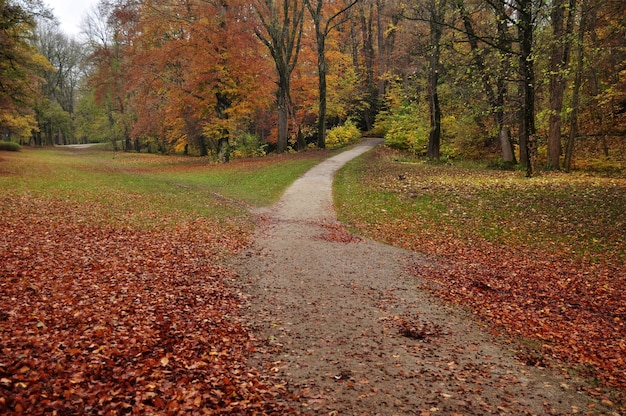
408, 238, 626, 392
0, 197, 293, 414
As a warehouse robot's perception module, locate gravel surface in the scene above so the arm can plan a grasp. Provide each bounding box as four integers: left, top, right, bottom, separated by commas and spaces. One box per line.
236, 139, 612, 415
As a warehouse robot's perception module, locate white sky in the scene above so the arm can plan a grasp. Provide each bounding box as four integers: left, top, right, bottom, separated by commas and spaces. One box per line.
45, 0, 99, 37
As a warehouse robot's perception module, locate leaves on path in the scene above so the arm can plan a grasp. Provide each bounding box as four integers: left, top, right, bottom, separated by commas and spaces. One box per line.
395, 315, 443, 341
317, 223, 361, 243
0, 195, 294, 414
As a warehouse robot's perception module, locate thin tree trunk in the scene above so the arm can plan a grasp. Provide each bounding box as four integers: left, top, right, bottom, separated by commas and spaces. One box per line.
517, 0, 535, 175
426, 0, 445, 160
456, 0, 514, 162
547, 0, 577, 170
564, 0, 586, 172
359, 2, 376, 131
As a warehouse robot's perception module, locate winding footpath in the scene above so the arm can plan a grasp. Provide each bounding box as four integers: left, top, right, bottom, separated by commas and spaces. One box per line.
236, 139, 609, 415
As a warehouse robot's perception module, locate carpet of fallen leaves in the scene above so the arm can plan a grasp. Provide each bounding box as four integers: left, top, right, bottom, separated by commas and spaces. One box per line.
336, 147, 626, 408
0, 195, 294, 415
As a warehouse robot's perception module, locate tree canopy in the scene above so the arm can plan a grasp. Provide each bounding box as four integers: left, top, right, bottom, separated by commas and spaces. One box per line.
1, 0, 624, 170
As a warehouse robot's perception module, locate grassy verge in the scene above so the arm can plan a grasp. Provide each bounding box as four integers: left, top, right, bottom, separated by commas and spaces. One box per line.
1, 147, 330, 228
0, 146, 330, 414
335, 146, 626, 406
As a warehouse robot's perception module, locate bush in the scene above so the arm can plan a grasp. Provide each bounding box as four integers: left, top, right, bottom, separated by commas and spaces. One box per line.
378, 103, 429, 154
230, 133, 267, 159
325, 120, 361, 149
0, 141, 21, 151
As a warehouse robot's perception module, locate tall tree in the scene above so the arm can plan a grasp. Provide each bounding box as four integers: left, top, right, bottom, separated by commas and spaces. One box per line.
425, 0, 446, 159
546, 0, 577, 170
82, 0, 134, 151
515, 0, 536, 175
124, 0, 270, 156
564, 0, 587, 172
35, 20, 84, 144
254, 0, 305, 152
304, 0, 359, 148
0, 0, 52, 142
453, 0, 516, 163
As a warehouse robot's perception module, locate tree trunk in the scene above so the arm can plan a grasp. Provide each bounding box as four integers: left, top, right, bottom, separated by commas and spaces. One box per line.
426, 0, 445, 160
547, 0, 577, 170
457, 0, 514, 162
499, 128, 515, 163
312, 7, 327, 149
218, 137, 230, 162
277, 89, 289, 153
517, 0, 535, 175
254, 0, 304, 153
359, 2, 376, 131
317, 53, 327, 148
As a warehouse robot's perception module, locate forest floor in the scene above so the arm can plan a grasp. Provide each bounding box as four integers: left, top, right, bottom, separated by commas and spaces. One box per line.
235, 138, 619, 415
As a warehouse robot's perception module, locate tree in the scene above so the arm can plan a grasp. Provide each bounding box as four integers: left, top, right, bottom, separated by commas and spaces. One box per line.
515, 0, 534, 175
546, 0, 577, 170
304, 0, 360, 148
425, 0, 447, 159
82, 0, 134, 151
254, 0, 305, 152
0, 0, 52, 142
564, 0, 587, 172
35, 20, 84, 144
122, 0, 271, 156
453, 0, 516, 163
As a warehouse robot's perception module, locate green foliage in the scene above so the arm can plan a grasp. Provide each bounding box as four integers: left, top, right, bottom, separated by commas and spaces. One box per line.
376, 102, 429, 154
0, 141, 22, 151
0, 1, 52, 140
74, 91, 114, 144
230, 133, 268, 159
325, 120, 361, 149
34, 98, 73, 144
327, 65, 369, 121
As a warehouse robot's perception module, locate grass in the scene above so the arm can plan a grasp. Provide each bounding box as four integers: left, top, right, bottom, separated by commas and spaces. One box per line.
335, 146, 625, 262
1, 145, 331, 414
335, 145, 626, 401
1, 146, 331, 230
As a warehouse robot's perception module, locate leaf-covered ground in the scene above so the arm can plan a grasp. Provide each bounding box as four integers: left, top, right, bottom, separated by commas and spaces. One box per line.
335, 146, 626, 408
0, 148, 328, 414
0, 196, 297, 414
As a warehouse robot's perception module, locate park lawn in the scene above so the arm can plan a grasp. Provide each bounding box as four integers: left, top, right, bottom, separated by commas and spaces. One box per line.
335, 146, 626, 406
0, 146, 329, 414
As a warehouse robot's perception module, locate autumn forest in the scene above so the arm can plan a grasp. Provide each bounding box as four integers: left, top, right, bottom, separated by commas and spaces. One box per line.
2, 0, 626, 414
1, 0, 624, 172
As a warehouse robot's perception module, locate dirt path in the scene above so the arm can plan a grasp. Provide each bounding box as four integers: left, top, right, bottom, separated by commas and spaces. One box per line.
236, 139, 609, 415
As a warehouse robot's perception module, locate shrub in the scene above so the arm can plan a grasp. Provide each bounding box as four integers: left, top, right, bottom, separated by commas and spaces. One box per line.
0, 141, 21, 151
230, 133, 267, 159
325, 120, 361, 149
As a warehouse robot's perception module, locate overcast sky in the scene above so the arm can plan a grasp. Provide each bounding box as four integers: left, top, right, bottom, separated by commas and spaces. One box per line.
45, 0, 99, 37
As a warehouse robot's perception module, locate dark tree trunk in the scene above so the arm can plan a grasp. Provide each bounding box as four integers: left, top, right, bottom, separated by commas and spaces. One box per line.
517, 0, 535, 175
255, 0, 304, 153
218, 137, 230, 162
277, 90, 289, 152
359, 2, 376, 131
426, 0, 445, 160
